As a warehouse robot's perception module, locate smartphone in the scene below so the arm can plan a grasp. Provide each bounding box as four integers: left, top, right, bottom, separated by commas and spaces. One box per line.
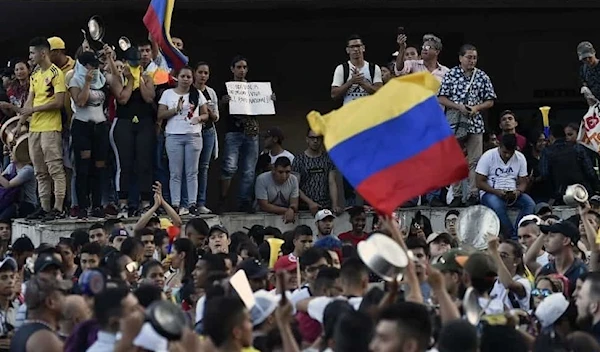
397, 26, 405, 35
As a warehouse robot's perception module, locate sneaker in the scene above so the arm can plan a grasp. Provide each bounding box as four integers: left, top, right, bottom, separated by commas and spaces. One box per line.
104, 204, 118, 217
77, 207, 88, 220
43, 209, 66, 222
188, 204, 200, 216
69, 206, 80, 219
91, 207, 105, 218
117, 204, 129, 219
26, 208, 47, 220
198, 205, 212, 214
178, 207, 190, 216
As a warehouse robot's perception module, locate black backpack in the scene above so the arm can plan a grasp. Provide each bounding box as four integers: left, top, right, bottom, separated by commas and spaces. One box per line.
341, 61, 376, 85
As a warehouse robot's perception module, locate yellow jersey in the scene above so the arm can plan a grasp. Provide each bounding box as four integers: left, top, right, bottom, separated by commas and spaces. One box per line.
29, 64, 66, 132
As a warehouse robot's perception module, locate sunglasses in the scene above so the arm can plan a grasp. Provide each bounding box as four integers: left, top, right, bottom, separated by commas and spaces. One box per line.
125, 262, 139, 273
531, 288, 553, 298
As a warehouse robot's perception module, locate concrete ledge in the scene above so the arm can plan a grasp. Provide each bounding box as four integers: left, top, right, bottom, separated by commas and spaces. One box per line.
11, 206, 578, 247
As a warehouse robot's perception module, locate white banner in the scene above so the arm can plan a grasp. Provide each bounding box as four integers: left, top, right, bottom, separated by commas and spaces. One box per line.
226, 81, 275, 116
577, 103, 600, 153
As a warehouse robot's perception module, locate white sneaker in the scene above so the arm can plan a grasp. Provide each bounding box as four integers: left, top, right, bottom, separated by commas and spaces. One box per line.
198, 206, 212, 214
179, 207, 190, 216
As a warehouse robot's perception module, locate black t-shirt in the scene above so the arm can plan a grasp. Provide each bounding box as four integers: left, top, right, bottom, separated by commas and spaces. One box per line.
580, 63, 600, 101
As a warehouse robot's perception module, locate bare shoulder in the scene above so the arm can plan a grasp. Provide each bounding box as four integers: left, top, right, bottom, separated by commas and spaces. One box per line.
27, 329, 63, 352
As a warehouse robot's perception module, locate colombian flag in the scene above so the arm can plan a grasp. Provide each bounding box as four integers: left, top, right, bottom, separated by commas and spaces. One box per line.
307, 72, 468, 215
143, 0, 189, 72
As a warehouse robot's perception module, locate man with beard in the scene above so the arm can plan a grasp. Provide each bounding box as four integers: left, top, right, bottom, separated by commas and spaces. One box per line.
538, 221, 588, 294
315, 210, 336, 240
10, 275, 71, 352
575, 272, 600, 343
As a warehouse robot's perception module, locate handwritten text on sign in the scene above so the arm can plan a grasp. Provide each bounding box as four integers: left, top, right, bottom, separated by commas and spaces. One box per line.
578, 103, 600, 153
226, 82, 275, 116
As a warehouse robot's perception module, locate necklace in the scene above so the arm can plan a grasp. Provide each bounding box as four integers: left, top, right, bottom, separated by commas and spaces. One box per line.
24, 319, 55, 332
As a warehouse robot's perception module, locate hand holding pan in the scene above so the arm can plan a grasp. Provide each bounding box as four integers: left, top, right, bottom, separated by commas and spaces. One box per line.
146, 300, 188, 341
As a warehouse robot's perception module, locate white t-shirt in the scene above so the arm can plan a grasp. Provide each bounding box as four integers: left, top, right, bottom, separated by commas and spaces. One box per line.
489, 274, 532, 311
158, 89, 207, 134
475, 147, 528, 198
331, 61, 382, 105
270, 150, 295, 165
537, 251, 550, 267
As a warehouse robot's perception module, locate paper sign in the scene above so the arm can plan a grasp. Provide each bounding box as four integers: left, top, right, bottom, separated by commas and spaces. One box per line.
230, 270, 256, 309
577, 103, 600, 153
226, 81, 275, 116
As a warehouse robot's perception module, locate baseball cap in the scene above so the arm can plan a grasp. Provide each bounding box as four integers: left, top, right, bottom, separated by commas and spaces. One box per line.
209, 225, 229, 237
47, 37, 66, 51
237, 258, 269, 280
433, 249, 468, 273
426, 232, 453, 245
274, 254, 297, 272
315, 209, 336, 222
34, 253, 62, 274
540, 221, 580, 245
590, 195, 600, 205
518, 214, 543, 228
250, 290, 280, 326
0, 257, 17, 272
577, 41, 595, 61
535, 293, 570, 328
534, 202, 552, 215
459, 252, 497, 280
109, 228, 130, 242
78, 51, 100, 68
263, 127, 284, 142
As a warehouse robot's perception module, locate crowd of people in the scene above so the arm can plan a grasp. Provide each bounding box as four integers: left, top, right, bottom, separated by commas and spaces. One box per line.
0, 18, 600, 352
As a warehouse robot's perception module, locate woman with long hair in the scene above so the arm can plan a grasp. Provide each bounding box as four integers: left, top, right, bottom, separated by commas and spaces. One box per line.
488, 238, 532, 311
193, 62, 219, 214
0, 59, 30, 117
165, 238, 196, 302
158, 66, 208, 216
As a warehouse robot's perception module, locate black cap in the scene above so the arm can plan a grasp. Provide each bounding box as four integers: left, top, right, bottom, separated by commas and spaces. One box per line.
209, 225, 229, 237
263, 127, 284, 142
34, 253, 62, 274
237, 258, 268, 279
78, 51, 100, 68
540, 221, 580, 245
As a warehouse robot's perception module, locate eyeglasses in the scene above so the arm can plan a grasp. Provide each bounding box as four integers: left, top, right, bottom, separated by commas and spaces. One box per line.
531, 288, 553, 298
347, 44, 363, 49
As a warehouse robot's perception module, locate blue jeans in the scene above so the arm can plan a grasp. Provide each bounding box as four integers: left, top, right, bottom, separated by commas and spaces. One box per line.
166, 133, 202, 207
481, 192, 535, 239
405, 189, 442, 206
198, 127, 216, 206
221, 132, 259, 205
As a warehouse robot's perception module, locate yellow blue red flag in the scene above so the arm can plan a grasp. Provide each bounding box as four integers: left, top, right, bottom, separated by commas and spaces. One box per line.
143, 0, 188, 72
307, 72, 468, 214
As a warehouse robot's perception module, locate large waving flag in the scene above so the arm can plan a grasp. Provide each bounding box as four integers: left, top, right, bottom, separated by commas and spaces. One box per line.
307, 72, 468, 214
143, 0, 189, 72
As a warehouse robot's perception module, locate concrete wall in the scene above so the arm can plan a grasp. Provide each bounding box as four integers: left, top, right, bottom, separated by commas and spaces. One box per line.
12, 206, 577, 247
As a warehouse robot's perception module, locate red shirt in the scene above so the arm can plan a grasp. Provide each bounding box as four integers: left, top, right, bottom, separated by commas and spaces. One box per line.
515, 133, 527, 151
338, 231, 368, 246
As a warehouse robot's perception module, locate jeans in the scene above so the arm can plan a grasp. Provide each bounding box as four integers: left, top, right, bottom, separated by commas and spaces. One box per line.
220, 132, 259, 205
166, 133, 202, 207
405, 189, 442, 206
481, 192, 536, 239
198, 127, 216, 206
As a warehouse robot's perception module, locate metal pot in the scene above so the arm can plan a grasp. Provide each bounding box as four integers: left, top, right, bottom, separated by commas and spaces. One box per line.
357, 233, 409, 282
457, 205, 500, 251
563, 184, 588, 207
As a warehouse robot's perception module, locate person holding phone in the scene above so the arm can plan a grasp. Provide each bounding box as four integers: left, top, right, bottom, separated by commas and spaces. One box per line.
67, 51, 109, 219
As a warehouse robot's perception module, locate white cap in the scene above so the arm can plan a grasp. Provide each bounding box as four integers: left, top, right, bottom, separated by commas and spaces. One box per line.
133, 323, 169, 352
315, 209, 336, 222
535, 293, 570, 328
250, 290, 280, 326
518, 214, 542, 228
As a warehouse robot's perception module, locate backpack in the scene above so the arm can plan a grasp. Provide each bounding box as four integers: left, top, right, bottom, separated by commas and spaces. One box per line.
342, 62, 376, 85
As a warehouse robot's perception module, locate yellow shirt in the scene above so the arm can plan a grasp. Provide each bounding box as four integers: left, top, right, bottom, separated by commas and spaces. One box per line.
29, 64, 66, 132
